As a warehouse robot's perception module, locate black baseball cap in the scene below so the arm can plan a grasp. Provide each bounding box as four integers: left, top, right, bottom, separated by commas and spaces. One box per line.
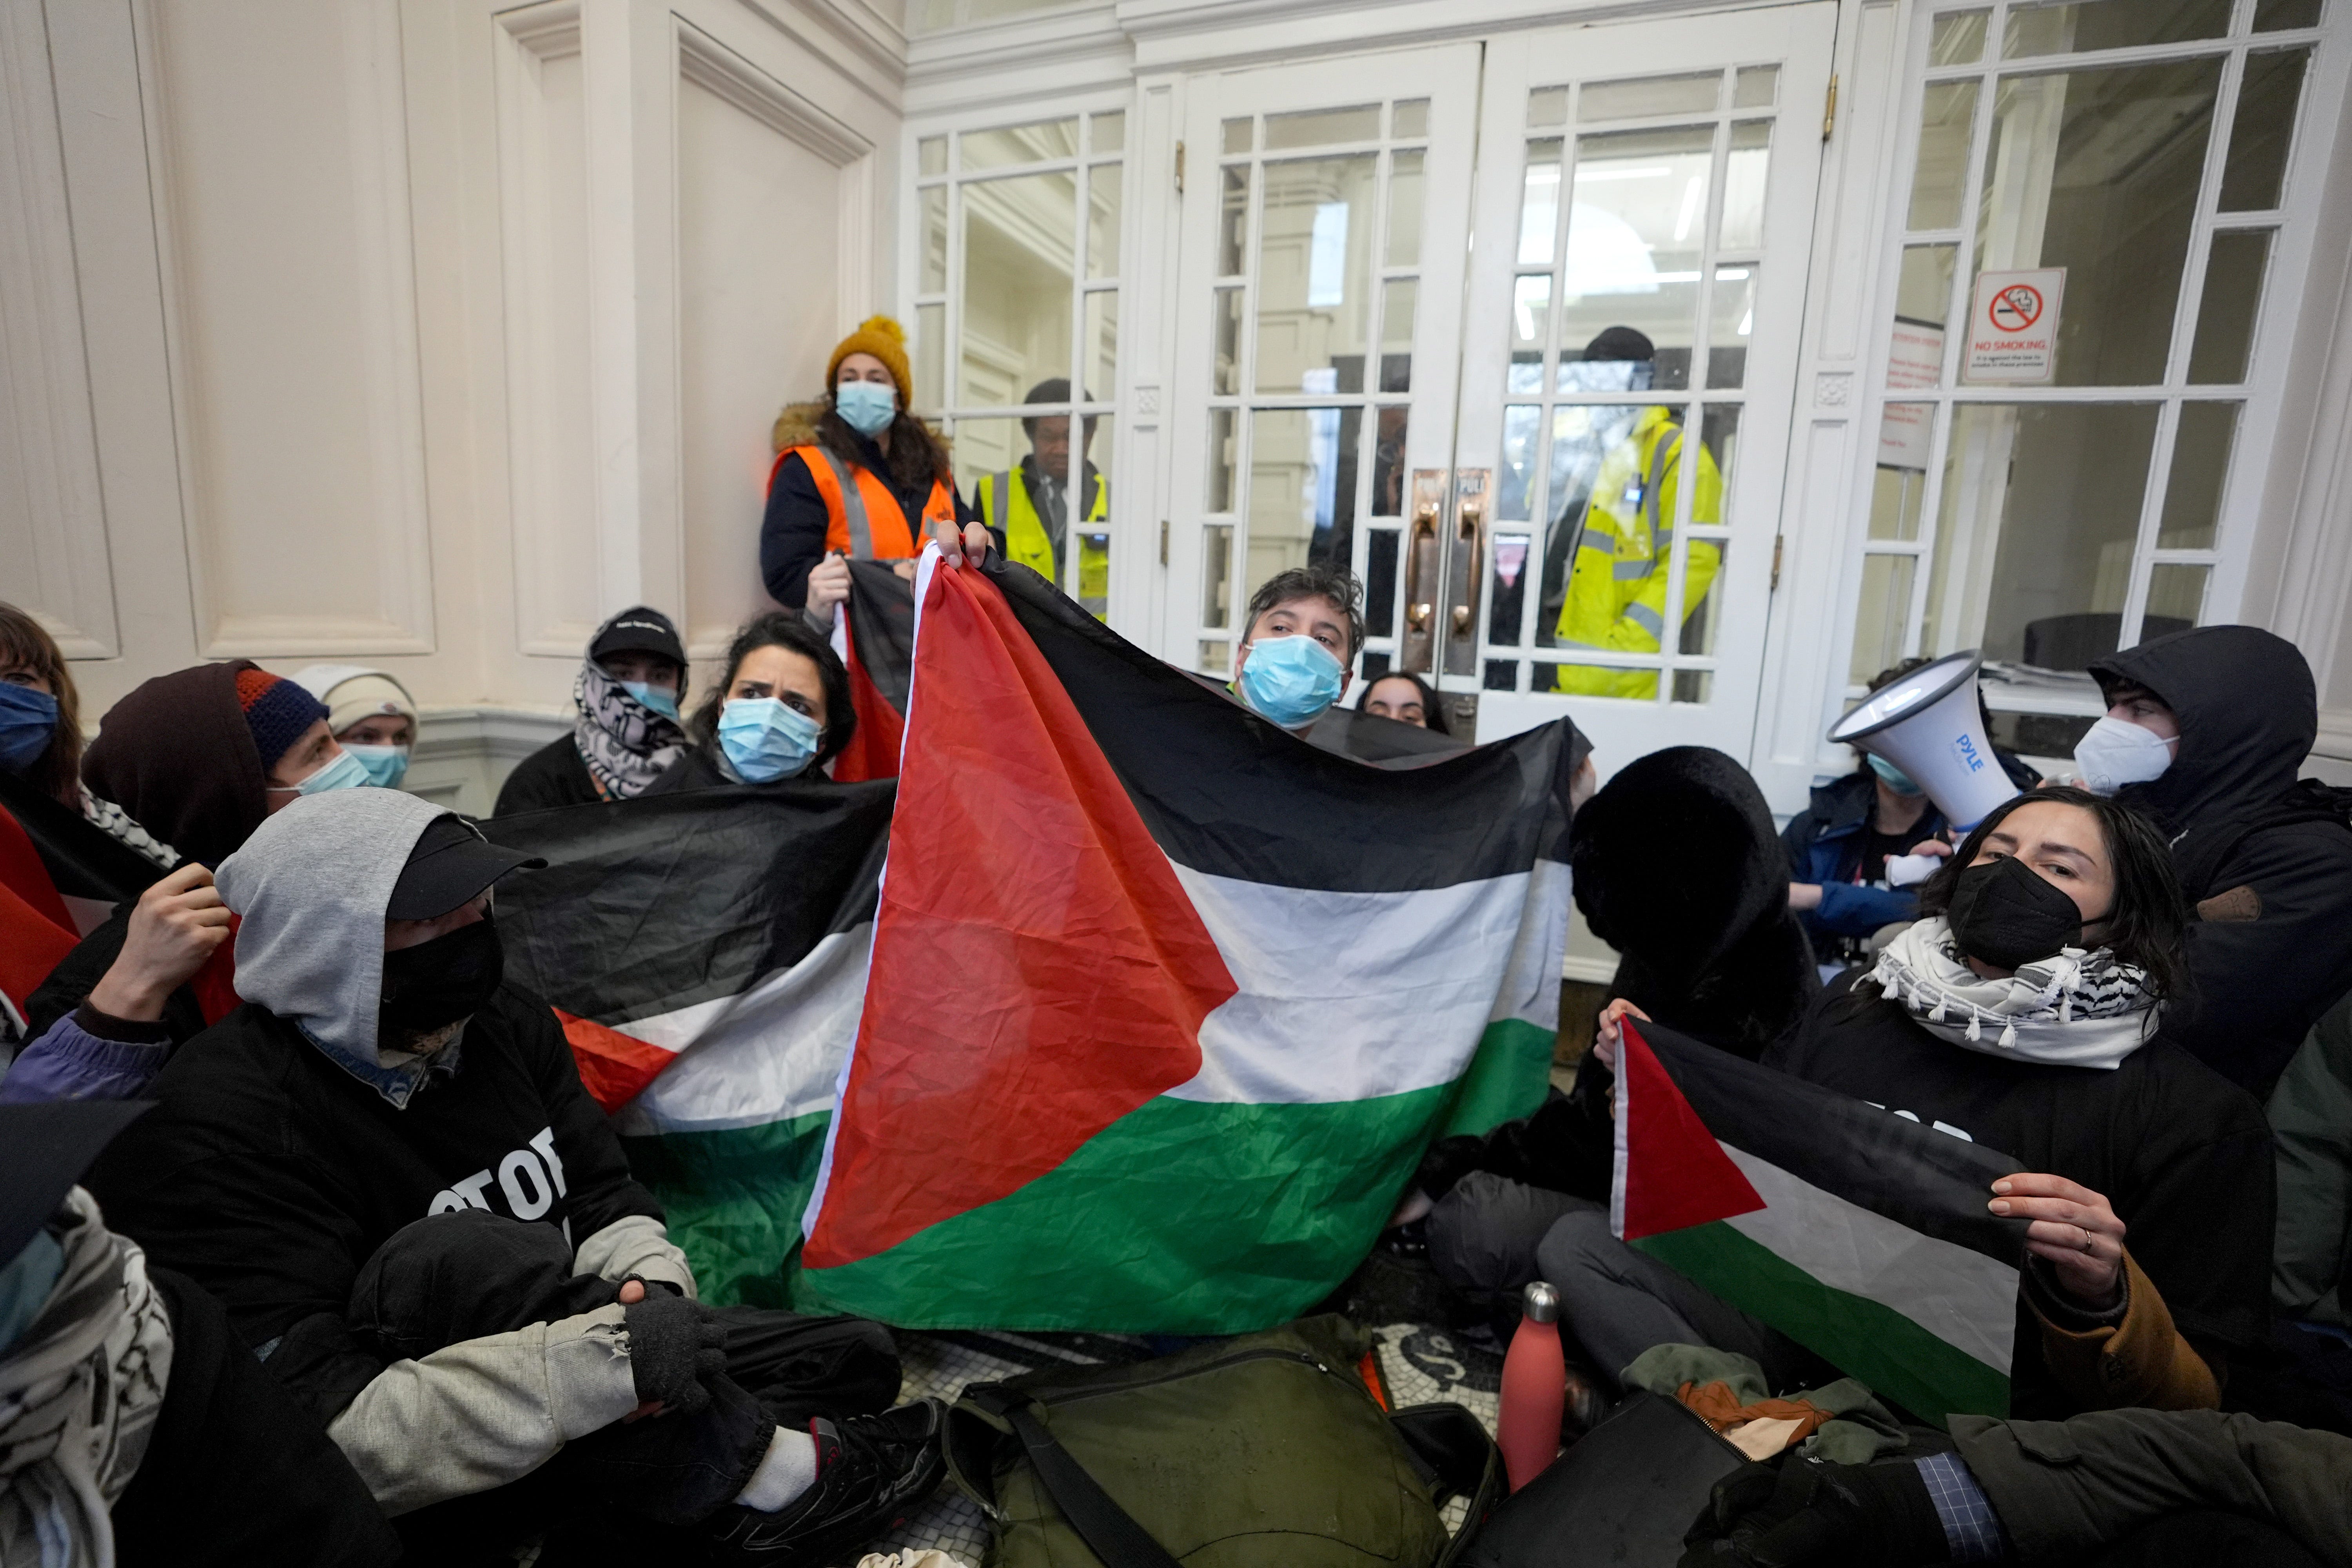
387, 815, 546, 921
0, 1101, 152, 1265
1582, 326, 1656, 363
589, 607, 686, 670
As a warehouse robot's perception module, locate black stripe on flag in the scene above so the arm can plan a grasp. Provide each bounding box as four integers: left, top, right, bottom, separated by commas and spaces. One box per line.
0, 767, 167, 904
982, 558, 1588, 893
846, 560, 917, 713
1642, 1020, 2032, 1265
483, 780, 893, 1027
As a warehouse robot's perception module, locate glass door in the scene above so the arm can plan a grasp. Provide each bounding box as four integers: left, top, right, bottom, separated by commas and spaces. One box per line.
1457, 4, 1838, 759
1165, 46, 1483, 685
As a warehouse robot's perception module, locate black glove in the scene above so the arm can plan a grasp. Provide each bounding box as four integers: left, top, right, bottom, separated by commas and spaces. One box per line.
623, 1292, 729, 1416
1679, 1455, 1948, 1568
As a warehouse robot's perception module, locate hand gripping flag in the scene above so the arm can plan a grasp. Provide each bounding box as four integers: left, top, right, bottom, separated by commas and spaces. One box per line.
0, 767, 187, 1027
1612, 1019, 2030, 1425
828, 561, 918, 783
483, 782, 893, 1304
795, 550, 1585, 1332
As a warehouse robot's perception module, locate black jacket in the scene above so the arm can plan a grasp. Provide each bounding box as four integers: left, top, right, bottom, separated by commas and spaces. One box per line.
493, 735, 602, 816
2089, 627, 2352, 1095
759, 426, 981, 610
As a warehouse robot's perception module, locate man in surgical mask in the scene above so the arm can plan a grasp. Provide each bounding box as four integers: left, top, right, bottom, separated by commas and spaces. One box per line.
1231, 566, 1361, 733
2080, 625, 2352, 1094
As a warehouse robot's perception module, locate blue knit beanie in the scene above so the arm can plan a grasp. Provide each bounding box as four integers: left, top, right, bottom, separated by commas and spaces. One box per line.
235, 667, 330, 771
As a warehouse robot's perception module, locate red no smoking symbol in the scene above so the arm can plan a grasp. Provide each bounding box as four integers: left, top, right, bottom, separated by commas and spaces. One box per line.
1988, 283, 2043, 332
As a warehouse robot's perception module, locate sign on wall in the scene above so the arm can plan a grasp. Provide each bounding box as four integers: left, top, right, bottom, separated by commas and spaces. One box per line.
1962, 268, 2066, 385
1878, 317, 1945, 469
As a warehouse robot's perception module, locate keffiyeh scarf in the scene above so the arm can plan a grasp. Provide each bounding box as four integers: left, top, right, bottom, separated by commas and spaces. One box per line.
0, 1189, 172, 1568
1869, 916, 2158, 1070
572, 659, 686, 800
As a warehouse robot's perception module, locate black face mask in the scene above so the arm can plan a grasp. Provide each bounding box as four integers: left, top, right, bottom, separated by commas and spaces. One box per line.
379, 917, 505, 1036
1944, 855, 2091, 970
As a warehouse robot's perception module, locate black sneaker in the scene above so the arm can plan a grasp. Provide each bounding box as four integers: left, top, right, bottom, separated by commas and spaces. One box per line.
704, 1399, 948, 1566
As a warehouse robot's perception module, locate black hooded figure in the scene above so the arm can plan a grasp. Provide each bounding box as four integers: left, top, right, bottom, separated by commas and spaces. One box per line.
2087, 626, 2352, 1095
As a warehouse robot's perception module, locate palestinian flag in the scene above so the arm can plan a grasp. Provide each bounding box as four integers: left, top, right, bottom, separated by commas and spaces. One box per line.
483, 783, 892, 1304
1612, 1019, 2028, 1425
829, 561, 916, 783
795, 551, 1584, 1332
0, 768, 172, 1025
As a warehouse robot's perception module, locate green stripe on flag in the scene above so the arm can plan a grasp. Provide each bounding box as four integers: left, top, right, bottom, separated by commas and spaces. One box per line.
623, 1112, 832, 1308
1441, 1017, 1557, 1138
793, 1085, 1455, 1332
1633, 1221, 2010, 1427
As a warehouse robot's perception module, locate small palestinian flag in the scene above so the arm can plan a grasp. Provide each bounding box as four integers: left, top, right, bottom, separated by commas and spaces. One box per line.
1612, 1019, 2029, 1425
484, 783, 892, 1304
795, 551, 1584, 1332
0, 768, 173, 1025
829, 561, 916, 783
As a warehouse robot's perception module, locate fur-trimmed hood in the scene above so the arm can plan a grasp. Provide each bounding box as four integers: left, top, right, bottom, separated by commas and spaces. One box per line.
771, 399, 831, 455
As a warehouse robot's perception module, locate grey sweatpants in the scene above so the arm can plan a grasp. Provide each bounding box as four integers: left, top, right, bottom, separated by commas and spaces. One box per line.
1428, 1171, 1833, 1392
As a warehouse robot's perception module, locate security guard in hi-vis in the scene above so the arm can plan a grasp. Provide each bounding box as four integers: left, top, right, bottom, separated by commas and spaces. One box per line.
1546, 327, 1724, 700
975, 379, 1110, 619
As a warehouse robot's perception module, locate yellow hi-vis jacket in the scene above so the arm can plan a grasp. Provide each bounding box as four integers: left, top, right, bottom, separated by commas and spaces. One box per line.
980, 461, 1110, 619
1552, 406, 1724, 699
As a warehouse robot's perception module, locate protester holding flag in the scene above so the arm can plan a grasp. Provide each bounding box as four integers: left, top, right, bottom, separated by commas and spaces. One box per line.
293, 663, 421, 791
0, 601, 177, 867
1231, 564, 1361, 731
648, 613, 855, 791
496, 607, 691, 815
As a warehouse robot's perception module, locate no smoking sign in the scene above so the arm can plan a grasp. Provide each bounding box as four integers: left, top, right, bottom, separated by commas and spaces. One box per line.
1964, 267, 2065, 385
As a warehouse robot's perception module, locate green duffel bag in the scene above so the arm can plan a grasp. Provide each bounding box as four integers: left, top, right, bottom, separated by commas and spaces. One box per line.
943, 1315, 1501, 1567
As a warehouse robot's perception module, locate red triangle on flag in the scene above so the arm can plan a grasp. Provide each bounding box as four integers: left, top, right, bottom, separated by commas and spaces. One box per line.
802, 558, 1236, 1270
1614, 1019, 1766, 1242
554, 1007, 678, 1113
831, 616, 906, 784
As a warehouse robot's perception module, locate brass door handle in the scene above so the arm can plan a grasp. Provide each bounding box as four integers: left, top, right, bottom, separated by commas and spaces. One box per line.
1450, 605, 1471, 634
1408, 602, 1433, 631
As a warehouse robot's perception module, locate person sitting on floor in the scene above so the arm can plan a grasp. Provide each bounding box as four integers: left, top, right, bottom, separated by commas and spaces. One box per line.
495, 607, 691, 815
0, 601, 178, 867
292, 663, 423, 791
648, 614, 855, 791
81, 789, 943, 1563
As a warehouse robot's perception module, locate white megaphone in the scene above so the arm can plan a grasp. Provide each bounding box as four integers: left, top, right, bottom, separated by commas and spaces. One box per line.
1827, 650, 2019, 831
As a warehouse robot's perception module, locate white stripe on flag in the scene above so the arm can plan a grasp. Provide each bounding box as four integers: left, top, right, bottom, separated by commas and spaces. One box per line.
611, 928, 871, 1136
1721, 1144, 2020, 1376
1163, 862, 1546, 1105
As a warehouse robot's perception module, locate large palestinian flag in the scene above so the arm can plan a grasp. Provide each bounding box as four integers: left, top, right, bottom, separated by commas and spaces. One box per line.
484, 783, 893, 1304
828, 561, 916, 783
1612, 1019, 2029, 1425
795, 550, 1584, 1332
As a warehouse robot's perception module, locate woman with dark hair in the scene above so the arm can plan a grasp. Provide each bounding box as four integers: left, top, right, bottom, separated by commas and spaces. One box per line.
1357, 671, 1450, 735
757, 316, 976, 623
647, 613, 855, 791
0, 601, 176, 867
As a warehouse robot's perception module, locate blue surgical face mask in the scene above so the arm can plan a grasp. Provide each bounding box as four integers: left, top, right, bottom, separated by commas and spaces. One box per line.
343, 743, 411, 790
0, 1228, 65, 1355
292, 746, 370, 797
1239, 635, 1346, 730
718, 697, 822, 783
621, 681, 680, 721
1866, 753, 1924, 796
0, 682, 59, 773
835, 381, 898, 437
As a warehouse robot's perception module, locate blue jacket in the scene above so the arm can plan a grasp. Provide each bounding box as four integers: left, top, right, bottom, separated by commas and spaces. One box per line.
1780, 770, 1947, 943
0, 1008, 169, 1104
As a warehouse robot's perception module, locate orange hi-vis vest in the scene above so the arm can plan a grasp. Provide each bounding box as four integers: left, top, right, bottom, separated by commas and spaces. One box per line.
785, 445, 956, 560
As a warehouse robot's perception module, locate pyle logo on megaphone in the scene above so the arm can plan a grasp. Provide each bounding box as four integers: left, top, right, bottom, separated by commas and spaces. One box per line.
1828, 651, 2020, 831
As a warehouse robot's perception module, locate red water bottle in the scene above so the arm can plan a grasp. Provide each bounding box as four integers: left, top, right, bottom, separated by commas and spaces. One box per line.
1497, 1281, 1566, 1492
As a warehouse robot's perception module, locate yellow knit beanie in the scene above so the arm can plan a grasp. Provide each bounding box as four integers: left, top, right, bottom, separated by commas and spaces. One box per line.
826, 315, 914, 409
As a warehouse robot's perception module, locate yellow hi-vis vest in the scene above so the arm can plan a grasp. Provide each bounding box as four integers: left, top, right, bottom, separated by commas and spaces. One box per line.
1551, 406, 1724, 699
981, 464, 1110, 619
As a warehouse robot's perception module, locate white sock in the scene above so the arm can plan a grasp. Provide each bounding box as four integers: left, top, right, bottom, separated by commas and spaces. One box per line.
733, 1424, 819, 1512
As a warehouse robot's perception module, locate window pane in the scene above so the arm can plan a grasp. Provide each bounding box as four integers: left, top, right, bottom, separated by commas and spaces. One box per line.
1721, 121, 1772, 256
1539, 404, 1646, 646
1080, 408, 1114, 499
1083, 291, 1117, 398
1265, 105, 1381, 150
1924, 403, 2159, 667
1932, 9, 1990, 65
2144, 563, 2209, 631
1379, 278, 1415, 391
1671, 670, 1711, 704
1247, 407, 1363, 593
918, 136, 946, 177
1509, 275, 1550, 392
1388, 149, 1425, 268
1896, 243, 1959, 334
1908, 82, 1979, 231
2188, 229, 2271, 383
2158, 401, 2238, 549
1581, 72, 1721, 121
1087, 164, 1123, 278
915, 303, 944, 409
1091, 111, 1125, 155
963, 118, 1077, 169
919, 186, 947, 293
2255, 0, 2324, 26
1868, 459, 1929, 540
1529, 87, 1568, 129
1221, 117, 1252, 156
2220, 48, 2310, 211
1213, 287, 1243, 394
1708, 267, 1755, 388
1976, 60, 2221, 387
1490, 532, 1532, 646
961, 174, 1074, 407
2002, 0, 2229, 57
949, 416, 1019, 500
1207, 408, 1236, 512
1371, 406, 1408, 517
1733, 66, 1778, 108
1498, 404, 1541, 522
1849, 554, 1917, 682
1365, 526, 1401, 636
1561, 125, 1714, 392
1393, 99, 1429, 138
1202, 522, 1234, 627
1199, 640, 1230, 675
1518, 140, 1562, 266
1488, 659, 1522, 690
1254, 155, 1377, 394
1219, 166, 1249, 276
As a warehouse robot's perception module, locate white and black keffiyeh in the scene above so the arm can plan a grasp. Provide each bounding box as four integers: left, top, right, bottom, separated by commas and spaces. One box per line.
572, 659, 686, 801
76, 786, 178, 871
0, 1189, 173, 1568
1869, 916, 2158, 1070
